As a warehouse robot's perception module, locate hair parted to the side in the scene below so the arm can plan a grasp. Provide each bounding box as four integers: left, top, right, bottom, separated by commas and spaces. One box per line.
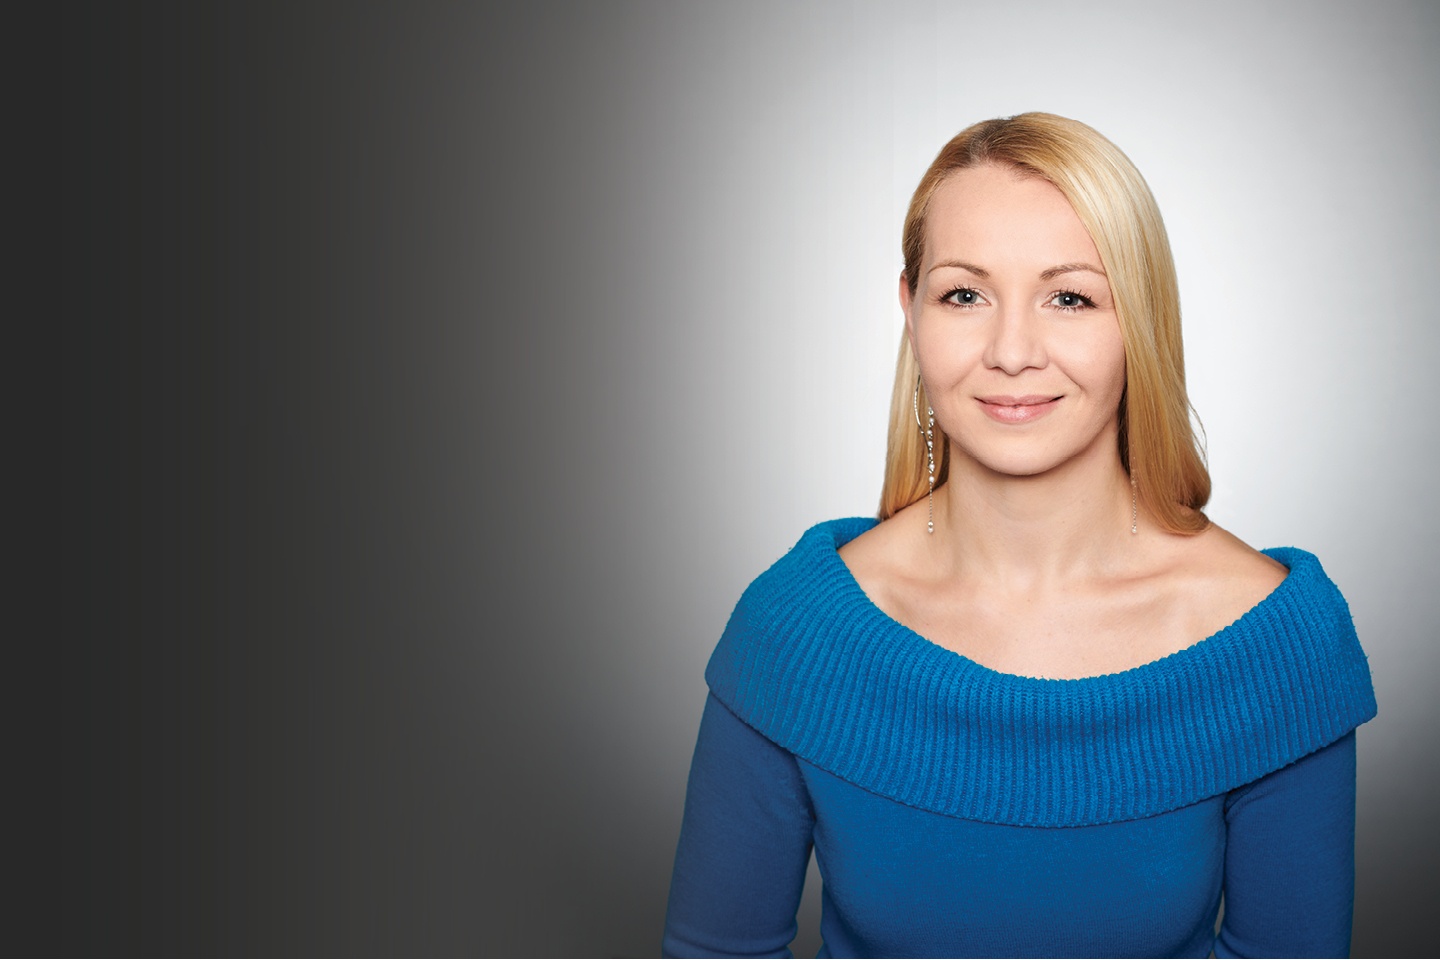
880, 112, 1210, 535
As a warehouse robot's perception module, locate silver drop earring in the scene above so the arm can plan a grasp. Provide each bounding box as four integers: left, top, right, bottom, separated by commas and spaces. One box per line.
914, 376, 935, 535
1130, 475, 1138, 535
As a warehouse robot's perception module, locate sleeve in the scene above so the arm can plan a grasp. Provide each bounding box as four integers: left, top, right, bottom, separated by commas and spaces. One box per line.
662, 692, 816, 959
1215, 730, 1358, 958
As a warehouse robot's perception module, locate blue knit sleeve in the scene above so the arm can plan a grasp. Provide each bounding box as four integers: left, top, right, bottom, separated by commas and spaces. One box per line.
663, 693, 816, 959
1216, 731, 1358, 958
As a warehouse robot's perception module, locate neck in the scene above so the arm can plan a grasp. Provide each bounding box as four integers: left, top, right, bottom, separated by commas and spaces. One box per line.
929, 442, 1137, 585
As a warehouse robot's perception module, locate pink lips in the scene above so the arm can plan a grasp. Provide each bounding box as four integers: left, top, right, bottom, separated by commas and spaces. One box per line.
977, 394, 1062, 424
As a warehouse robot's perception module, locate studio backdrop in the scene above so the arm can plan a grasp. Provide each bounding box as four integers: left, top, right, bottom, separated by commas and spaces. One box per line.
65, 2, 1439, 955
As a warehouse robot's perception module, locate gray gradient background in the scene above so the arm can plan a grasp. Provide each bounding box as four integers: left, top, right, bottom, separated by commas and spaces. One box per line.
59, 2, 1438, 955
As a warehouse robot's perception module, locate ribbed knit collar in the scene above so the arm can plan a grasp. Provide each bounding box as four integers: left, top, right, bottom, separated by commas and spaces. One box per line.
706, 518, 1377, 827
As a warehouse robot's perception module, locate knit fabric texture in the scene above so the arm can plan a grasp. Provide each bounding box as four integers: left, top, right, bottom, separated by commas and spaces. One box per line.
706, 517, 1378, 828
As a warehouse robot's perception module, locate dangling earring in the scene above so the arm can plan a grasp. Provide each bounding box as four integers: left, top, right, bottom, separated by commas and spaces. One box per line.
914, 376, 935, 535
1130, 475, 1139, 535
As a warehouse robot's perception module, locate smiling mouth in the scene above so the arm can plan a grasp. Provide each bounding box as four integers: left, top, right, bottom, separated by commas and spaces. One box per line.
977, 395, 1063, 424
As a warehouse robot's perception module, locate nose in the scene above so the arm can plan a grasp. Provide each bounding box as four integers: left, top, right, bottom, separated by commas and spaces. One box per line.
982, 301, 1047, 375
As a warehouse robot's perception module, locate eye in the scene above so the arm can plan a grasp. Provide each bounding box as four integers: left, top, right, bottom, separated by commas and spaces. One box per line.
1049, 290, 1096, 312
942, 287, 987, 308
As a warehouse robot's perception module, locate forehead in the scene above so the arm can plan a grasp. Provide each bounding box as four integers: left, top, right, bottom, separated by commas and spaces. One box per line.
924, 164, 1100, 270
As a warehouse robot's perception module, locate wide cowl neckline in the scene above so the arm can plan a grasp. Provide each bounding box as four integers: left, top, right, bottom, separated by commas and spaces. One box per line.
705, 517, 1377, 827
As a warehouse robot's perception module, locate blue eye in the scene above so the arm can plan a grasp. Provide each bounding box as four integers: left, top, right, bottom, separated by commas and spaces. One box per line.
1050, 290, 1095, 311
943, 287, 984, 307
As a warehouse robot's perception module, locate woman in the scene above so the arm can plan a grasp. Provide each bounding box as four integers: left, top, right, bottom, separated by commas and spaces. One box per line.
662, 114, 1376, 958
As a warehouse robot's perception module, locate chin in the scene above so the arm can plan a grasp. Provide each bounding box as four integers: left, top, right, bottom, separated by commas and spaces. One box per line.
963, 450, 1067, 479
986, 459, 1063, 479
952, 434, 1099, 479
951, 417, 1121, 480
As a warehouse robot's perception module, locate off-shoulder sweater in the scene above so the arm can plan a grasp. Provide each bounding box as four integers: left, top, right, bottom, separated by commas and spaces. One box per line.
663, 518, 1377, 958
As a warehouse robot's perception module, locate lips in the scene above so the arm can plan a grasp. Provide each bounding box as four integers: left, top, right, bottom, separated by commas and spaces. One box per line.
977, 394, 1062, 424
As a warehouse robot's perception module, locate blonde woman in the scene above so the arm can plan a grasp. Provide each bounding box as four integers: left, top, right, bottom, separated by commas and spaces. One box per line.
663, 114, 1376, 958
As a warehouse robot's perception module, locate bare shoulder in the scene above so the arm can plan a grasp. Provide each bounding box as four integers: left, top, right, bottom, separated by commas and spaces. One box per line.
1158, 521, 1290, 630
837, 503, 931, 604
1184, 521, 1288, 586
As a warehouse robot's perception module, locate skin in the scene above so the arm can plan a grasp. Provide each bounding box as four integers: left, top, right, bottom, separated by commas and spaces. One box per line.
840, 164, 1287, 680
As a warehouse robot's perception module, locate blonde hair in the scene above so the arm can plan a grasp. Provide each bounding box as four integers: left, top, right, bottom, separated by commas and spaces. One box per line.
880, 113, 1210, 534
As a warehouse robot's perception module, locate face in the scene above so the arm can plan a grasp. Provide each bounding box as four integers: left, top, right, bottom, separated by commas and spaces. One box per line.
902, 164, 1126, 480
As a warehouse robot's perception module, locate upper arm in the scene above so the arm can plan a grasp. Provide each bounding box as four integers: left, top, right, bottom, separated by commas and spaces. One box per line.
1216, 731, 1358, 958
663, 693, 816, 959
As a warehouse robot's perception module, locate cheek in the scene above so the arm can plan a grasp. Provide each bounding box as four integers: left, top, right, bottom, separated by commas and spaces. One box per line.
1063, 324, 1127, 405
1102, 337, 1127, 389
1095, 334, 1128, 405
913, 322, 984, 383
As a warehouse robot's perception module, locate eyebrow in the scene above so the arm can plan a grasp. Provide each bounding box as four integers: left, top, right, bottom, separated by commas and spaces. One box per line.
926, 259, 1107, 281
927, 259, 990, 278
1039, 262, 1107, 281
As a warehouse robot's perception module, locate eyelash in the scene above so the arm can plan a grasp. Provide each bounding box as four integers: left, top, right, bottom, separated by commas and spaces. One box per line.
939, 287, 985, 308
1048, 289, 1096, 313
938, 287, 1097, 313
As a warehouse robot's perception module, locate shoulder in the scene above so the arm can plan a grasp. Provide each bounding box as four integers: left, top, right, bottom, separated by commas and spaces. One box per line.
738, 517, 878, 609
1152, 522, 1291, 639
710, 517, 879, 674
1150, 521, 1367, 633
1169, 527, 1375, 745
704, 516, 899, 762
1135, 529, 1375, 812
1186, 522, 1290, 589
835, 505, 930, 615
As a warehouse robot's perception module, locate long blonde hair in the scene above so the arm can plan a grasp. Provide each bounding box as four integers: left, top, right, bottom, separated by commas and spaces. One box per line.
880, 113, 1210, 534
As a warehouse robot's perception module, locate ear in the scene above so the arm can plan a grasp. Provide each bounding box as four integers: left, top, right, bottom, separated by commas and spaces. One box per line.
899, 271, 915, 343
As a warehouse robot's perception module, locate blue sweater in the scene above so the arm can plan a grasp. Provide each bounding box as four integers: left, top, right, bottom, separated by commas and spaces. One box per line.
664, 519, 1377, 958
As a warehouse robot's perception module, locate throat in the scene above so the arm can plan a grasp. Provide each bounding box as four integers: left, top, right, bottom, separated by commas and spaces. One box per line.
930, 465, 1141, 580
886, 575, 1189, 681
